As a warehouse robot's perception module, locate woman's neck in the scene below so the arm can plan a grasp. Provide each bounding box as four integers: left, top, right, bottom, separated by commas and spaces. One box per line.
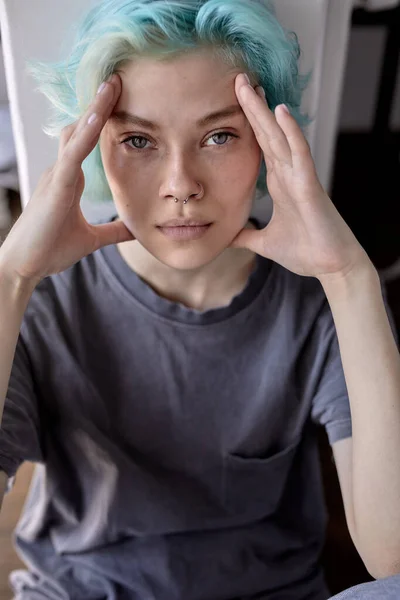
117, 222, 258, 311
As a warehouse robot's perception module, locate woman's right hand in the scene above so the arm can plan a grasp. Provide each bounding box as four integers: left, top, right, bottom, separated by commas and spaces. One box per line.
0, 73, 134, 289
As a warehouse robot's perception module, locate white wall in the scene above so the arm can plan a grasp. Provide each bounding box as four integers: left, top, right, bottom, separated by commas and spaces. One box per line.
0, 41, 8, 104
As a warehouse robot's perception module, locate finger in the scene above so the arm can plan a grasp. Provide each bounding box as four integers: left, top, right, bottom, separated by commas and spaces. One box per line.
54, 74, 122, 189
58, 123, 77, 161
235, 74, 292, 167
274, 104, 315, 174
230, 227, 271, 257
73, 73, 121, 139
91, 220, 135, 251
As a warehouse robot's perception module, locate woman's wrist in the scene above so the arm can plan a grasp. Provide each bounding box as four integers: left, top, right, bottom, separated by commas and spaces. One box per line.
318, 257, 379, 303
0, 254, 37, 305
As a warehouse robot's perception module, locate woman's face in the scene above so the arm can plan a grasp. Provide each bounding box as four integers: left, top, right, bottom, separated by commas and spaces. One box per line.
100, 48, 262, 271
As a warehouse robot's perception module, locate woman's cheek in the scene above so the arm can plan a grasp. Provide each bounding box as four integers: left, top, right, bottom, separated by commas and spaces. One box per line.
114, 150, 130, 172
230, 152, 261, 201
106, 143, 132, 174
102, 146, 137, 195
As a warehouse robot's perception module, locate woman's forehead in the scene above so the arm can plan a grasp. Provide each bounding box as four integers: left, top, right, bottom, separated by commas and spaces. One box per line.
119, 49, 242, 92
111, 51, 244, 128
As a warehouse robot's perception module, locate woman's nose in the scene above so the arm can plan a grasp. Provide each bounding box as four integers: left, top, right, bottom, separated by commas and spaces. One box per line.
159, 154, 204, 203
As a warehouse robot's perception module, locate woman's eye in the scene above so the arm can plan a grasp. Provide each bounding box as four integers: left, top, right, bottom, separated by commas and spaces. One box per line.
122, 135, 150, 150
205, 132, 238, 147
121, 131, 238, 151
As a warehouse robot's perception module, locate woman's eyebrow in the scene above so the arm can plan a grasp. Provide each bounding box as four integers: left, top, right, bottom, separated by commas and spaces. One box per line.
110, 105, 244, 130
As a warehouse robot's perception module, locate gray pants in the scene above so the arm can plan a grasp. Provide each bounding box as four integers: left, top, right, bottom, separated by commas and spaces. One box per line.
329, 573, 400, 599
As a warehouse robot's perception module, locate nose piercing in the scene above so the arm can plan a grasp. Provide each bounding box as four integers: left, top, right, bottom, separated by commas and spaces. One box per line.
174, 183, 202, 204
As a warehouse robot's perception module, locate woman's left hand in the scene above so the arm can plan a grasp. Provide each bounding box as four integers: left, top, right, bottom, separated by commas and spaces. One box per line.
231, 73, 371, 283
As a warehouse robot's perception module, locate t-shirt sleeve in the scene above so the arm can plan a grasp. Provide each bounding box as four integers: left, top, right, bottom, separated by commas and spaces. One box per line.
0, 334, 44, 479
311, 275, 398, 446
310, 306, 352, 445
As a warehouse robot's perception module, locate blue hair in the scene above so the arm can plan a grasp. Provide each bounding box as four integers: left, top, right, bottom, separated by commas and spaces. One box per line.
28, 0, 311, 202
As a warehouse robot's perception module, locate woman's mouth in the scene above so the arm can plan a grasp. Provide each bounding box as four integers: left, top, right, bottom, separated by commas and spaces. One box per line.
157, 224, 212, 241
156, 217, 213, 240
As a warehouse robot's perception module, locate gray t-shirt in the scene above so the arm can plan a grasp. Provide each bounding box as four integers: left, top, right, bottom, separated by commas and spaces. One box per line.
1, 216, 371, 599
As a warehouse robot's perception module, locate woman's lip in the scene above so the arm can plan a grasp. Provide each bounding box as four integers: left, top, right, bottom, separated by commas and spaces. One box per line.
159, 220, 212, 227
157, 224, 212, 240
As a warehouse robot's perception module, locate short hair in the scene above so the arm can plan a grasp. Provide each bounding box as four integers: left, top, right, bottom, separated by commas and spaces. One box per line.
28, 0, 311, 203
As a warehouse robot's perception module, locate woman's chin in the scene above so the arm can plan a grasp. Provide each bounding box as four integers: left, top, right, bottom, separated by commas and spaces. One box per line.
128, 223, 245, 271
152, 246, 227, 271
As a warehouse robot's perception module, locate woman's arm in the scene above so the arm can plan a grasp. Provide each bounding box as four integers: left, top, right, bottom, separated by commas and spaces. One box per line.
0, 267, 34, 513
323, 262, 400, 579
0, 75, 131, 511
231, 73, 400, 577
0, 266, 34, 427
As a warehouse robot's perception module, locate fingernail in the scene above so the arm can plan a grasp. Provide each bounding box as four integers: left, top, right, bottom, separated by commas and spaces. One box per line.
243, 73, 251, 85
280, 104, 290, 114
97, 82, 107, 95
88, 113, 97, 125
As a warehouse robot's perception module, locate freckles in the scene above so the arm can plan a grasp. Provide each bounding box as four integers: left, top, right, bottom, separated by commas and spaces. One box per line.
107, 143, 129, 170
116, 153, 128, 170
106, 153, 131, 185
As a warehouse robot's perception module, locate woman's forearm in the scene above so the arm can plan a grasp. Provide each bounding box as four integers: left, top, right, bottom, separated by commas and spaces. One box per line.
320, 261, 400, 574
0, 261, 35, 424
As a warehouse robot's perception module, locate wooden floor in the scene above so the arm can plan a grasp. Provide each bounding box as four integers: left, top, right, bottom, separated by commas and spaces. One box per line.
0, 463, 34, 600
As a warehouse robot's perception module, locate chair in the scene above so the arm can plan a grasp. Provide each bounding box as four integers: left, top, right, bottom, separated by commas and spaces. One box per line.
0, 0, 355, 222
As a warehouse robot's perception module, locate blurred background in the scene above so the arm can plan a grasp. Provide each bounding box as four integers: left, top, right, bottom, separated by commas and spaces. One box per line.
0, 0, 399, 598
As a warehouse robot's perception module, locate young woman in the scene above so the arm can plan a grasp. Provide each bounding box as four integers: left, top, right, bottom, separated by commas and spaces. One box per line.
1, 1, 400, 598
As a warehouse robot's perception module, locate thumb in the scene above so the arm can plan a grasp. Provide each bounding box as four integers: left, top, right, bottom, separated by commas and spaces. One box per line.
92, 220, 135, 250
230, 227, 263, 254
